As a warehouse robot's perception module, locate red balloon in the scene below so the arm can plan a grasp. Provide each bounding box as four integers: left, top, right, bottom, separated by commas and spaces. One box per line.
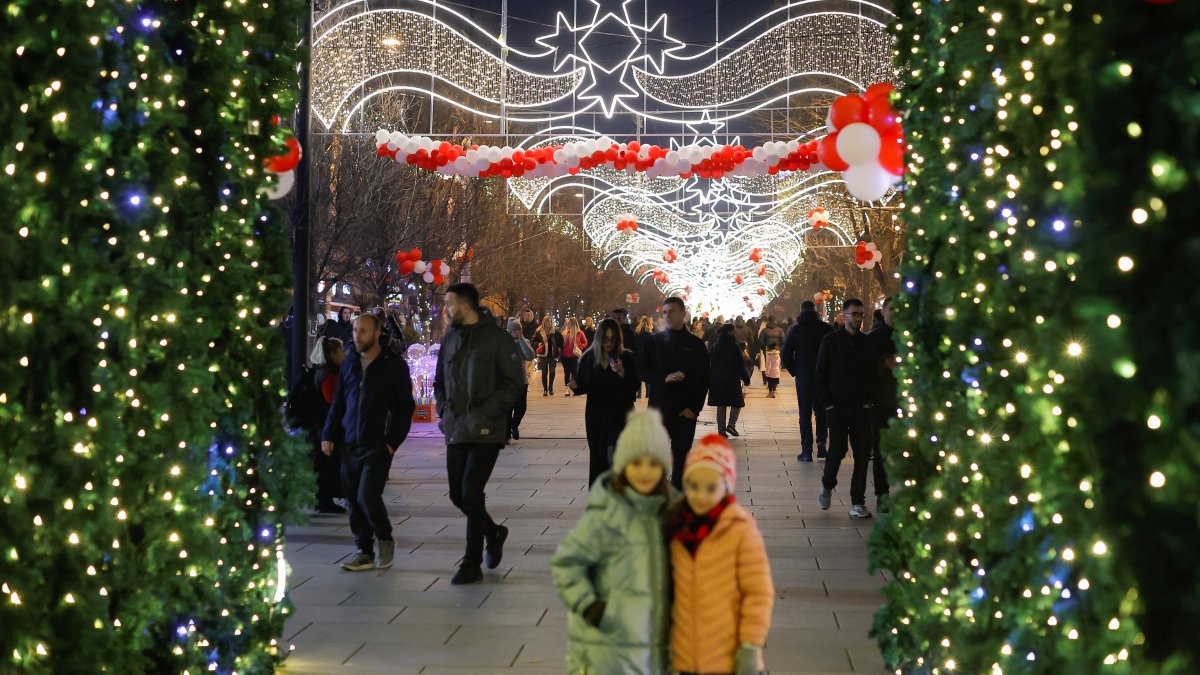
879, 136, 905, 176
410, 247, 422, 261
866, 97, 900, 133
864, 82, 896, 102
818, 133, 850, 171
399, 260, 415, 275
433, 273, 445, 285
829, 95, 867, 130
266, 137, 303, 172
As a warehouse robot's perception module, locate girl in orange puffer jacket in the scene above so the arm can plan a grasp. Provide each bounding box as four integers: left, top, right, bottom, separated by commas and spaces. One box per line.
669, 434, 774, 675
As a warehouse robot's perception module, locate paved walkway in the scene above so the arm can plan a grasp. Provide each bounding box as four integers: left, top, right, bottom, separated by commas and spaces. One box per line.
281, 374, 887, 674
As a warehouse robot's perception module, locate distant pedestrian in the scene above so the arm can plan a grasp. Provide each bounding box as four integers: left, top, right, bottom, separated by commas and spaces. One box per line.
322, 314, 416, 571
610, 308, 639, 358
782, 301, 833, 462
814, 299, 880, 519
708, 324, 751, 438
560, 317, 589, 397
758, 317, 785, 385
669, 434, 773, 675
506, 318, 537, 443
550, 408, 676, 675
763, 341, 782, 398
310, 337, 347, 513
644, 297, 711, 489
323, 306, 354, 344
868, 297, 899, 513
531, 315, 564, 396
435, 283, 526, 584
570, 318, 640, 484
634, 314, 656, 400
520, 308, 539, 341
582, 316, 597, 345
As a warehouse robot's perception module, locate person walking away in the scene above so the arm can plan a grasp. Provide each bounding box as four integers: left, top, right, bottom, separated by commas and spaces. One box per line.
322, 315, 416, 571
435, 283, 525, 584
868, 297, 899, 513
814, 299, 880, 519
310, 337, 347, 513
669, 434, 774, 675
550, 409, 677, 675
763, 342, 782, 398
643, 297, 711, 489
506, 318, 537, 443
734, 316, 755, 375
781, 301, 833, 462
569, 318, 640, 485
708, 324, 751, 438
758, 317, 786, 385
634, 314, 656, 400
703, 315, 724, 351
560, 317, 589, 396
531, 315, 564, 396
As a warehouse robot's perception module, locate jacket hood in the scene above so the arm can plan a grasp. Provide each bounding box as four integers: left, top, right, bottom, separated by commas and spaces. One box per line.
798, 308, 823, 323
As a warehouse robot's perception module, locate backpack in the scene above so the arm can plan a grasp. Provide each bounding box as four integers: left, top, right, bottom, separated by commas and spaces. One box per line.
285, 365, 323, 431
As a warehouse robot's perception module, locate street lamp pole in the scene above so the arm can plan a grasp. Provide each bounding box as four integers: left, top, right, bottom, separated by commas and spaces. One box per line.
289, 0, 314, 386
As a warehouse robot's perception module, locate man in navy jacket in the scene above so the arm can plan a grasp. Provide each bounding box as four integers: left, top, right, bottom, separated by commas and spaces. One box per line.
323, 313, 415, 571
782, 301, 834, 462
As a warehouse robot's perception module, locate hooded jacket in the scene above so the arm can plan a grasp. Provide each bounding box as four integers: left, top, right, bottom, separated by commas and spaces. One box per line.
434, 308, 525, 445
551, 472, 673, 675
670, 501, 774, 674
321, 347, 415, 450
781, 309, 834, 379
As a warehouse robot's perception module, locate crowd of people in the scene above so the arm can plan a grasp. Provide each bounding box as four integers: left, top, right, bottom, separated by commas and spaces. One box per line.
286, 284, 899, 674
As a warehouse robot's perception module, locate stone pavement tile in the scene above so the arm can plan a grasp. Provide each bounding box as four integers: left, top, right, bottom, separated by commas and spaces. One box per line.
347, 639, 522, 669
278, 642, 392, 674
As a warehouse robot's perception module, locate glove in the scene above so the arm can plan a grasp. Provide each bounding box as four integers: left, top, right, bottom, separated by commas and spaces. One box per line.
734, 643, 762, 675
582, 600, 606, 628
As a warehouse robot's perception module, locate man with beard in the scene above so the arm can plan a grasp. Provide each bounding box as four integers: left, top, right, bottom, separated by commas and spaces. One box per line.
435, 283, 526, 584
322, 314, 416, 571
642, 296, 711, 488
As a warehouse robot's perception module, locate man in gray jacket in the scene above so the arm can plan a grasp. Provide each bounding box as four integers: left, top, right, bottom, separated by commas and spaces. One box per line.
435, 283, 525, 584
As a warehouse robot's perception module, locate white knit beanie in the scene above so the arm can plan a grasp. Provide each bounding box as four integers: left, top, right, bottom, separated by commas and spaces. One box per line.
612, 408, 674, 476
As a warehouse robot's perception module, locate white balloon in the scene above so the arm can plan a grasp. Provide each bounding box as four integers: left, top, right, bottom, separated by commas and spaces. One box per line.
500, 146, 513, 157
564, 154, 581, 169
262, 169, 294, 199
553, 149, 566, 164
453, 156, 470, 171
836, 123, 882, 166
487, 147, 502, 163
465, 149, 478, 163
440, 262, 450, 275
786, 139, 800, 153
413, 261, 427, 274
843, 162, 894, 202
751, 147, 764, 162
388, 131, 404, 146
665, 150, 679, 164
375, 129, 390, 144
386, 142, 398, 152
423, 271, 435, 283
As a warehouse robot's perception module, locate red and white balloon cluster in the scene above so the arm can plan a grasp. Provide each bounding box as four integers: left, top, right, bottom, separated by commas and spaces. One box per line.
262, 137, 302, 200
374, 131, 824, 181
807, 208, 831, 229
616, 213, 639, 232
855, 241, 883, 269
817, 83, 905, 202
748, 247, 764, 263
651, 269, 669, 284
625, 293, 640, 304
394, 248, 451, 285
662, 249, 678, 264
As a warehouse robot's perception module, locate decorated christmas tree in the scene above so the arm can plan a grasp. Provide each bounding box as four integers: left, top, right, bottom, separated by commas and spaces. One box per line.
871, 0, 1200, 672
0, 1, 309, 672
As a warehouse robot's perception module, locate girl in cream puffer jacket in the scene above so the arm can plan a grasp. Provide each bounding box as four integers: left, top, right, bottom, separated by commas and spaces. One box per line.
670, 434, 774, 675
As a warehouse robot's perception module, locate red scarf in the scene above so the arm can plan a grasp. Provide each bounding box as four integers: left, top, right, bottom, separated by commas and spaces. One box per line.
672, 494, 735, 556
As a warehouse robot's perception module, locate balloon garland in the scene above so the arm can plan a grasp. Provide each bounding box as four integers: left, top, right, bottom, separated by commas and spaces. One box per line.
370, 82, 905, 203
616, 213, 639, 232
807, 208, 831, 228
394, 247, 450, 285
262, 136, 302, 200
855, 241, 884, 269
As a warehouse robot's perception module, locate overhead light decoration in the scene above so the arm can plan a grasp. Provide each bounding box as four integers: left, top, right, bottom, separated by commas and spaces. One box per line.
313, 0, 899, 316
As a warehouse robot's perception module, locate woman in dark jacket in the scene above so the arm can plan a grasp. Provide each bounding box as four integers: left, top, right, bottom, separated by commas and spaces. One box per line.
311, 337, 347, 513
708, 324, 751, 438
568, 318, 641, 486
531, 315, 565, 395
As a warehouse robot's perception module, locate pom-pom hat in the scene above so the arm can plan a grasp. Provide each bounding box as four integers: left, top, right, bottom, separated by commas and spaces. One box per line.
683, 434, 738, 491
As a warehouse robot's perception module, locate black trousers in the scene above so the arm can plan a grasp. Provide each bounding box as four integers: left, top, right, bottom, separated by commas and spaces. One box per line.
664, 414, 699, 489
795, 376, 827, 455
821, 406, 873, 505
447, 443, 502, 568
766, 376, 779, 393
585, 411, 626, 486
538, 357, 556, 393
508, 384, 528, 436
341, 445, 394, 555
560, 356, 580, 392
313, 436, 344, 502
871, 408, 893, 497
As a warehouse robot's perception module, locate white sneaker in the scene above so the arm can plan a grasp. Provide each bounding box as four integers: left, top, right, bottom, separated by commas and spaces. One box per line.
849, 504, 873, 519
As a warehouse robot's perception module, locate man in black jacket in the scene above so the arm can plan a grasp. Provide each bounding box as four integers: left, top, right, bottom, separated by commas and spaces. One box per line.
519, 307, 539, 341
610, 308, 638, 357
322, 314, 416, 571
782, 301, 834, 462
643, 296, 711, 488
814, 298, 880, 519
868, 297, 899, 512
435, 283, 525, 585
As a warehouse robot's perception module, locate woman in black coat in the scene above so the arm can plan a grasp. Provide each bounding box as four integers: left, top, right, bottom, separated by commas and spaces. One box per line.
568, 318, 640, 486
709, 323, 751, 438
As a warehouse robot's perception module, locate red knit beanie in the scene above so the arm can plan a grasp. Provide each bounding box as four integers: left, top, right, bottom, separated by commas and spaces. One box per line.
683, 434, 737, 491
